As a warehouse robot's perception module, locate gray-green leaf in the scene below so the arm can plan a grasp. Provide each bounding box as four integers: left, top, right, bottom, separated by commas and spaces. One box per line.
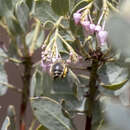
51, 0, 69, 16
31, 97, 74, 130
100, 79, 128, 91
36, 125, 48, 130
5, 16, 23, 35
26, 29, 44, 50
0, 0, 14, 17
15, 1, 29, 32
33, 0, 59, 23
99, 62, 128, 85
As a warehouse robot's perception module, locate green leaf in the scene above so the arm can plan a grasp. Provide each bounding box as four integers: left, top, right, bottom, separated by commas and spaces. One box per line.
98, 62, 129, 95
7, 40, 20, 59
49, 32, 69, 53
94, 0, 102, 9
30, 68, 53, 97
100, 79, 128, 91
59, 26, 74, 41
15, 1, 29, 32
99, 62, 128, 85
5, 16, 23, 35
0, 48, 8, 96
77, 74, 89, 85
51, 0, 69, 16
0, 0, 14, 17
33, 0, 59, 23
31, 97, 74, 130
25, 0, 33, 10
1, 116, 10, 130
13, 0, 19, 6
26, 29, 44, 50
30, 70, 46, 97
69, 0, 75, 13
36, 125, 48, 130
51, 69, 80, 98
69, 0, 91, 35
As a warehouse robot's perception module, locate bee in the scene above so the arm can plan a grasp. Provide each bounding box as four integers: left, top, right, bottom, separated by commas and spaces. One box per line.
50, 60, 68, 79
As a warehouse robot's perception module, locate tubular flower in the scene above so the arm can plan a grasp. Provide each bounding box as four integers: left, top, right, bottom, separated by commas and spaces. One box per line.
73, 12, 81, 25
95, 25, 102, 33
89, 24, 96, 35
81, 20, 90, 31
96, 30, 108, 45
73, 9, 108, 46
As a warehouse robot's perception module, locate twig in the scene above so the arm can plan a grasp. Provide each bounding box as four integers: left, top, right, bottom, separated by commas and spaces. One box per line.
44, 16, 63, 46
0, 54, 22, 64
0, 82, 22, 93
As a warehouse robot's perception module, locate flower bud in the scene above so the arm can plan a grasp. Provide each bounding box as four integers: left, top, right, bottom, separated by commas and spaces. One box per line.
95, 25, 102, 32
81, 20, 90, 31
66, 59, 71, 64
89, 24, 96, 34
41, 60, 51, 73
69, 52, 73, 57
78, 56, 83, 60
73, 12, 81, 25
41, 44, 46, 50
96, 30, 108, 45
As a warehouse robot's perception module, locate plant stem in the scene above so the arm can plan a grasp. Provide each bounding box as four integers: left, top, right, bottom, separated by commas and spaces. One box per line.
85, 60, 99, 130
0, 82, 22, 93
20, 56, 32, 130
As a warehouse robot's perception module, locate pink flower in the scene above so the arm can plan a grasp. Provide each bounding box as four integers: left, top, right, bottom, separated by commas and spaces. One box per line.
66, 59, 71, 64
81, 20, 90, 31
73, 12, 81, 25
78, 55, 83, 60
96, 30, 108, 45
89, 24, 96, 34
95, 25, 102, 32
69, 52, 73, 57
41, 61, 51, 72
